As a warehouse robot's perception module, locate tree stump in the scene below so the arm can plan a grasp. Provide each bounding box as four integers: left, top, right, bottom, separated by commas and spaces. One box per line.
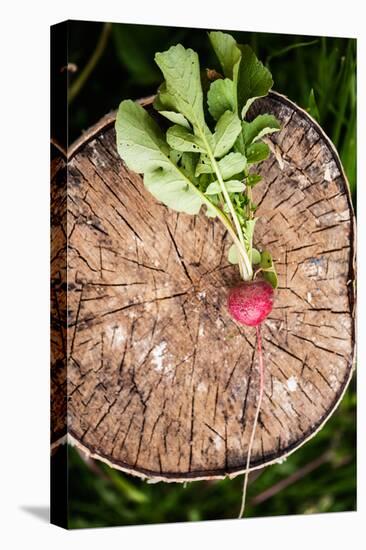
51, 92, 355, 482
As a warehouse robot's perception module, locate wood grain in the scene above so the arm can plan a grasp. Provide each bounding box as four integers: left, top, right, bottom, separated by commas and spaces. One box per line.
51, 92, 355, 481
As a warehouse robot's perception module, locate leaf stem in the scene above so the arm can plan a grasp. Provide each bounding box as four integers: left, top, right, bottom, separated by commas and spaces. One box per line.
213, 161, 251, 277
200, 191, 248, 278
181, 119, 252, 280
201, 136, 253, 280
169, 161, 249, 277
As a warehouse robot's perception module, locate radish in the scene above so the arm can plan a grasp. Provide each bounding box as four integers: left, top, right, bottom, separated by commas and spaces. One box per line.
227, 279, 274, 517
227, 280, 274, 327
116, 30, 281, 519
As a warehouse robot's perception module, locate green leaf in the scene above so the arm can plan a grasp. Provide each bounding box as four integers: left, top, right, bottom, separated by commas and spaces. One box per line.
237, 45, 273, 118
195, 155, 213, 176
213, 111, 242, 158
155, 44, 205, 129
115, 100, 203, 215
169, 149, 182, 165
205, 179, 245, 195
195, 152, 246, 179
166, 125, 205, 153
221, 179, 246, 193
218, 152, 247, 179
260, 250, 278, 288
246, 173, 262, 187
246, 142, 270, 164
242, 114, 280, 145
263, 270, 278, 289
307, 88, 320, 121
228, 243, 239, 264
158, 110, 191, 129
116, 99, 170, 173
207, 78, 236, 121
208, 35, 274, 121
209, 31, 241, 80
144, 166, 202, 215
205, 203, 219, 218
252, 248, 261, 264
153, 90, 172, 110
260, 250, 273, 269
180, 152, 199, 183
153, 82, 176, 111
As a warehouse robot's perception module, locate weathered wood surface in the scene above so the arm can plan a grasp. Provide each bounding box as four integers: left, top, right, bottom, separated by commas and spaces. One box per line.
51, 92, 355, 481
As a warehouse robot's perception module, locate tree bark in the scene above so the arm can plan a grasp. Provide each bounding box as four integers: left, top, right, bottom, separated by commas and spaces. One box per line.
51, 92, 356, 481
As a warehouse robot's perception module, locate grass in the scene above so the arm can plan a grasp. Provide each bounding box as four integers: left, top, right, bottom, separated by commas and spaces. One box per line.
65, 22, 356, 528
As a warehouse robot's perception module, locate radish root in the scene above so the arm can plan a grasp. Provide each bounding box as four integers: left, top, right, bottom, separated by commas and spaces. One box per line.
238, 324, 265, 518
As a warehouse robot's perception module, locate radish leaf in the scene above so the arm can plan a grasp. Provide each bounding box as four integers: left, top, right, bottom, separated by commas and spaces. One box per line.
218, 152, 247, 179
205, 179, 245, 195
242, 114, 280, 145
246, 173, 262, 187
260, 250, 278, 288
144, 168, 202, 214
237, 45, 273, 118
159, 110, 191, 129
116, 100, 204, 214
209, 31, 241, 81
155, 44, 206, 129
213, 111, 242, 158
195, 155, 213, 176
116, 33, 281, 283
246, 142, 270, 164
252, 248, 261, 264
166, 125, 205, 153
228, 243, 239, 264
195, 151, 246, 179
263, 270, 278, 288
207, 78, 236, 121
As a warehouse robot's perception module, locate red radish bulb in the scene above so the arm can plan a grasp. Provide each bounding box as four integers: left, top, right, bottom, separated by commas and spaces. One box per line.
227, 279, 274, 517
227, 280, 274, 327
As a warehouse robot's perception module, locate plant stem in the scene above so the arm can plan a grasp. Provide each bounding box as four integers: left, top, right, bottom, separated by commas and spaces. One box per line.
168, 150, 249, 278
218, 191, 245, 276
206, 149, 253, 280
203, 193, 247, 278
190, 117, 252, 280
265, 39, 318, 67
238, 324, 264, 518
247, 187, 253, 219
69, 22, 112, 104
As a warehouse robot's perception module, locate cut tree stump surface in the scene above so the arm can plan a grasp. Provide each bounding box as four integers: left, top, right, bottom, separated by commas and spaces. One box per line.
51, 92, 355, 481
